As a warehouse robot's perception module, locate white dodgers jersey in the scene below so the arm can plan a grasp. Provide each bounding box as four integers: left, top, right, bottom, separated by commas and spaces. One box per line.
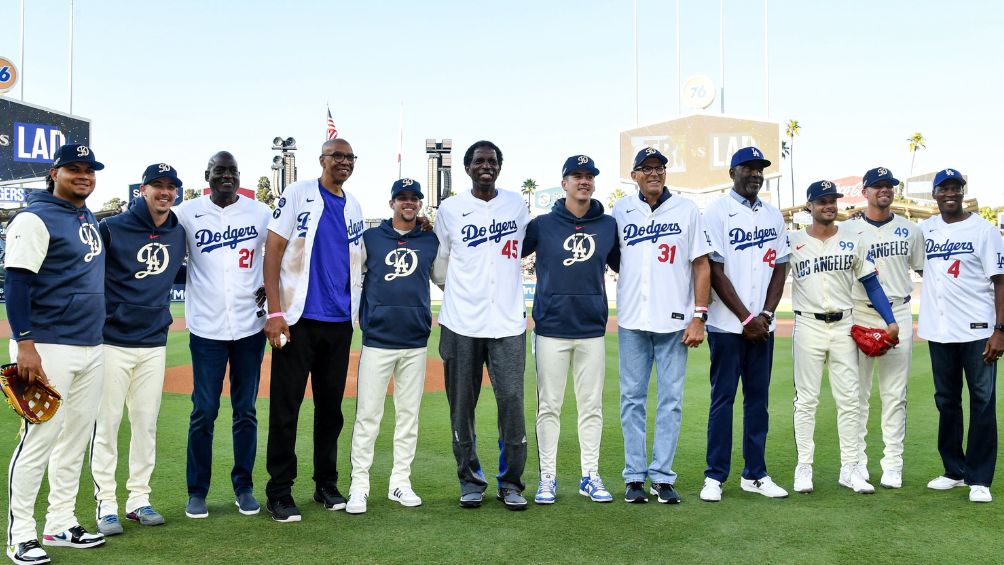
703, 194, 789, 333
845, 215, 925, 302
918, 214, 1004, 342
789, 224, 875, 314
613, 193, 713, 333
434, 188, 530, 338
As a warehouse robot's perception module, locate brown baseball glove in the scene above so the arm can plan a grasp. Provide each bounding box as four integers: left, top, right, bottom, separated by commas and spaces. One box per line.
0, 363, 62, 424
851, 325, 900, 357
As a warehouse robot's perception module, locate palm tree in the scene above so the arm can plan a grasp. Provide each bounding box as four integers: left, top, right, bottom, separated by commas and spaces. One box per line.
785, 119, 801, 207
907, 132, 926, 177
607, 187, 628, 209
521, 178, 538, 210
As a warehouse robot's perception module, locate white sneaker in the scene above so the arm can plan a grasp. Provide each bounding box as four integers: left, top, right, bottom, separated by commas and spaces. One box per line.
970, 485, 993, 503
793, 464, 814, 493
927, 476, 966, 490
855, 462, 870, 482
880, 469, 902, 489
389, 486, 422, 507
839, 464, 875, 494
740, 475, 788, 498
700, 478, 722, 502
345, 492, 368, 514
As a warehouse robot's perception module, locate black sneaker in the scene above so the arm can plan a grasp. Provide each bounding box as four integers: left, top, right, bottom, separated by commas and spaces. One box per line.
6, 539, 50, 564
650, 482, 681, 504
496, 488, 528, 511
625, 481, 648, 503
266, 496, 302, 523
314, 485, 347, 511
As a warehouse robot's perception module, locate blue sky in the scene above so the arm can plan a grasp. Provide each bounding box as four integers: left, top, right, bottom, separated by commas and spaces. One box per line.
1, 0, 1001, 215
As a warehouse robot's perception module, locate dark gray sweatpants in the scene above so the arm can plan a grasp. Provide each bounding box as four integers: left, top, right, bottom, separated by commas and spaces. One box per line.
439, 325, 527, 494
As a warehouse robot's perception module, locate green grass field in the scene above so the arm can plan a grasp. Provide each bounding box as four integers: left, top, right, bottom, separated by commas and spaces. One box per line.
0, 332, 1000, 563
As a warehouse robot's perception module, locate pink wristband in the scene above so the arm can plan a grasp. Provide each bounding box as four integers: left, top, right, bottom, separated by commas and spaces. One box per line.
694, 306, 708, 312
267, 312, 285, 320
741, 313, 755, 326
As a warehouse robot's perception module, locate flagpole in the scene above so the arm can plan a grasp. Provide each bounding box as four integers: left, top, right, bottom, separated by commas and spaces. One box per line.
68, 0, 74, 113
719, 0, 725, 114
675, 0, 681, 115
633, 0, 638, 125
19, 0, 25, 100
764, 0, 769, 118
398, 101, 404, 179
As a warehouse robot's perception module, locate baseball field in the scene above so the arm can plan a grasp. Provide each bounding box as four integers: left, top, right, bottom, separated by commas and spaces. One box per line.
0, 307, 1001, 563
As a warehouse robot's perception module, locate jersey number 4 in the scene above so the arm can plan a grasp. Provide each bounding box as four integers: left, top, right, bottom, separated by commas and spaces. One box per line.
947, 259, 961, 278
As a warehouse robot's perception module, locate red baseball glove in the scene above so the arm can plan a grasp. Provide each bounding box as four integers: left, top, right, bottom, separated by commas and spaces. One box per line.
0, 363, 62, 424
851, 325, 900, 357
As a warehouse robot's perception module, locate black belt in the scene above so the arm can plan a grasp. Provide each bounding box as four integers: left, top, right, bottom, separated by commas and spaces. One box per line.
867, 295, 911, 309
794, 310, 845, 323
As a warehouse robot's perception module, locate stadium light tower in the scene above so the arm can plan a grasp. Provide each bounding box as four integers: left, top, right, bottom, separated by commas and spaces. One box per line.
271, 136, 297, 195
425, 139, 452, 208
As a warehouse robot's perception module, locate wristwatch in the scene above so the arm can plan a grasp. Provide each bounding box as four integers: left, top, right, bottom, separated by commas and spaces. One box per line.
693, 311, 708, 322
760, 311, 776, 324
994, 323, 1004, 333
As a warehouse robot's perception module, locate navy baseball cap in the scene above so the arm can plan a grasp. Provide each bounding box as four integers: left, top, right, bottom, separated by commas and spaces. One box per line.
933, 168, 967, 188
561, 155, 600, 177
862, 166, 899, 188
730, 146, 771, 169
632, 147, 669, 169
141, 163, 183, 188
391, 178, 424, 199
806, 180, 843, 201
51, 143, 104, 170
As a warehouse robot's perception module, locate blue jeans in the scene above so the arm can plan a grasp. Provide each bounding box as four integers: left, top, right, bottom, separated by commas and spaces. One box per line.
186, 331, 265, 497
929, 339, 998, 487
618, 327, 688, 484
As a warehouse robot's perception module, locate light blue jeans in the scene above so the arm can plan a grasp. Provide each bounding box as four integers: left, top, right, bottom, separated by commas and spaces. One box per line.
618, 327, 688, 484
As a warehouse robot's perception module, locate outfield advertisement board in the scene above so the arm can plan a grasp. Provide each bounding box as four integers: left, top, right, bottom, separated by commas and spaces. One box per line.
0, 97, 92, 184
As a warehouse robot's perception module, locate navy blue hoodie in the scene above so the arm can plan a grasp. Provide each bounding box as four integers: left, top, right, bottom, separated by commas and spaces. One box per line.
523, 198, 619, 339
9, 190, 105, 345
360, 219, 439, 349
99, 197, 186, 347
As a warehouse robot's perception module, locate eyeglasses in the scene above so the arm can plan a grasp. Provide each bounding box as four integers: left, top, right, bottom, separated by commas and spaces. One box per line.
321, 151, 358, 163
633, 166, 666, 175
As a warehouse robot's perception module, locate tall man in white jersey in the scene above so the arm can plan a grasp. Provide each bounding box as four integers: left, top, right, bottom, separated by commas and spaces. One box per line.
433, 140, 531, 510
699, 147, 789, 502
918, 168, 1004, 503
175, 151, 272, 519
788, 181, 899, 495
613, 147, 712, 505
845, 167, 925, 490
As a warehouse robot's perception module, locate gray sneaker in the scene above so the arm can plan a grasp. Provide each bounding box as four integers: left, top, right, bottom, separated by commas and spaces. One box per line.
459, 491, 484, 508
127, 506, 165, 526
235, 492, 261, 515
96, 514, 123, 536
497, 488, 528, 511
185, 496, 208, 519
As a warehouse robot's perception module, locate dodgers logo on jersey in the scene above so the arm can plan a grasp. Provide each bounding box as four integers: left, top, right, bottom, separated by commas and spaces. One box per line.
347, 218, 365, 246
926, 238, 975, 260
462, 219, 519, 247
195, 225, 260, 253
78, 223, 102, 262
296, 212, 310, 238
562, 233, 596, 266
135, 242, 170, 279
729, 226, 778, 250
384, 248, 419, 281
622, 220, 682, 246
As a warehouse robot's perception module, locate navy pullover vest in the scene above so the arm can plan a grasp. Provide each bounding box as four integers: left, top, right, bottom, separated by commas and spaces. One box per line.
360, 220, 439, 349
524, 198, 618, 339
17, 190, 105, 345
100, 197, 187, 347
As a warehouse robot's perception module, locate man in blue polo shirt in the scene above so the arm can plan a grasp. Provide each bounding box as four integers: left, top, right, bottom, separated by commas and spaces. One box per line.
5, 144, 107, 564
262, 138, 365, 522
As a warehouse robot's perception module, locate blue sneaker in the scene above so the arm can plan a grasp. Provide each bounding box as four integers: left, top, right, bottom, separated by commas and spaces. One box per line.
96, 514, 123, 536
235, 492, 261, 515
535, 473, 557, 504
127, 506, 165, 526
579, 473, 614, 503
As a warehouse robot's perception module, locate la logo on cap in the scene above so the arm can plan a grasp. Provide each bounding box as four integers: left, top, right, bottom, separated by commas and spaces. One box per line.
945, 169, 956, 176
751, 148, 761, 157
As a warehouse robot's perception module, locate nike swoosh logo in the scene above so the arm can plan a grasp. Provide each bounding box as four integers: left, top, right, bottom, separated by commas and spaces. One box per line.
796, 244, 806, 250
462, 211, 473, 217
195, 213, 208, 218
729, 213, 738, 217
306, 199, 315, 202
625, 208, 636, 214
575, 226, 583, 230
149, 234, 159, 239
18, 331, 29, 336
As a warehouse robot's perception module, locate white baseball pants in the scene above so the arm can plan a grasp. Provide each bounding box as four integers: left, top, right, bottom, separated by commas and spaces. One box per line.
348, 345, 427, 495
792, 316, 862, 466
91, 345, 166, 517
6, 342, 103, 545
853, 300, 912, 472
533, 334, 605, 477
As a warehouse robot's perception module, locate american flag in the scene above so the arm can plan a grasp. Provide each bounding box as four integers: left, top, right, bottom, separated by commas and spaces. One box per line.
326, 106, 338, 140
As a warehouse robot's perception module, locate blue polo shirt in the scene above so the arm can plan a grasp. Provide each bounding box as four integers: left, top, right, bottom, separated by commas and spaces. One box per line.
302, 186, 351, 322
